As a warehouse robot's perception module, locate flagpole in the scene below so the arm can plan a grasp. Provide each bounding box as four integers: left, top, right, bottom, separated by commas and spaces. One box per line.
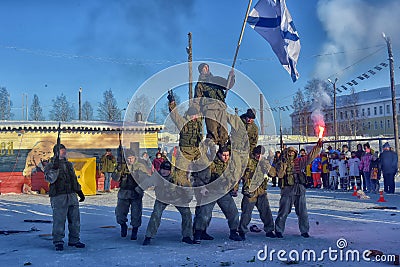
227, 0, 253, 88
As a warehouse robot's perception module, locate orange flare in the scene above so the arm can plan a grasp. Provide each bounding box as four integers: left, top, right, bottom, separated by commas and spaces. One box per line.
318, 126, 325, 138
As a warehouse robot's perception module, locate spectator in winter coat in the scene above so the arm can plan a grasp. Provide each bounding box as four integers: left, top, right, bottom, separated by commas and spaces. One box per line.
311, 156, 322, 188
338, 153, 349, 190
379, 142, 398, 194
321, 151, 329, 189
359, 149, 372, 193
152, 152, 164, 173
329, 152, 340, 190
369, 152, 382, 194
101, 148, 116, 192
341, 144, 351, 159
348, 151, 361, 190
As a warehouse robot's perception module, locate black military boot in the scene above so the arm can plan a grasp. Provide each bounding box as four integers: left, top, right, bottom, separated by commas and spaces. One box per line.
55, 244, 63, 251
142, 236, 151, 246
265, 231, 276, 238
301, 232, 310, 238
275, 232, 283, 238
120, 223, 128, 237
238, 231, 246, 241
193, 230, 202, 244
229, 230, 243, 241
131, 227, 138, 240
68, 241, 85, 248
201, 231, 214, 240
182, 237, 194, 244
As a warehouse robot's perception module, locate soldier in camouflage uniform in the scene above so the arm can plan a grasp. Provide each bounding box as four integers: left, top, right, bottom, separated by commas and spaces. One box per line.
192, 145, 243, 244
44, 144, 86, 251
101, 148, 116, 192
168, 93, 203, 187
238, 145, 275, 240
275, 139, 322, 238
114, 150, 150, 240
194, 63, 235, 146
140, 161, 193, 245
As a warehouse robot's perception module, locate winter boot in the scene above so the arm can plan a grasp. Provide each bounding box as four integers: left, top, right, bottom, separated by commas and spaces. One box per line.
181, 237, 194, 244
201, 231, 214, 240
131, 227, 138, 240
229, 230, 243, 241
120, 223, 128, 237
142, 236, 151, 246
55, 244, 64, 251
275, 232, 283, 238
238, 231, 246, 241
301, 232, 310, 238
68, 241, 85, 248
265, 231, 276, 238
193, 230, 202, 244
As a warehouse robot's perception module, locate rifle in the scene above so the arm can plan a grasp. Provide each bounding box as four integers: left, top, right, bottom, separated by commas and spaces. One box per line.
52, 122, 61, 168
112, 132, 124, 181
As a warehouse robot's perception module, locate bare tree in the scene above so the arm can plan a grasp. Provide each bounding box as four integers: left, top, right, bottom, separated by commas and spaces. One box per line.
0, 87, 13, 120
126, 94, 151, 121
49, 93, 75, 121
82, 101, 94, 121
30, 94, 44, 121
97, 89, 120, 121
341, 88, 360, 137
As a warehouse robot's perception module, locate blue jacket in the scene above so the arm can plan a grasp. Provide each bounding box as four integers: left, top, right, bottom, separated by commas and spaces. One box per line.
379, 150, 398, 174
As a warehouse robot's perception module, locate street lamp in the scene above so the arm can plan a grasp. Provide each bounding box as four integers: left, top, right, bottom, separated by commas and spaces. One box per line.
328, 78, 338, 147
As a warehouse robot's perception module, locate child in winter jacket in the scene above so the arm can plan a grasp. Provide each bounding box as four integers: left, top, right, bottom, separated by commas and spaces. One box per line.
369, 152, 382, 194
338, 153, 349, 190
359, 149, 372, 192
329, 152, 340, 190
348, 151, 361, 190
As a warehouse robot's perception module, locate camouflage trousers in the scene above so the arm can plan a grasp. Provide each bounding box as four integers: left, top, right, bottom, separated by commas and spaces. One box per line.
275, 184, 309, 234
204, 109, 228, 146
239, 193, 274, 233
193, 193, 239, 231
50, 193, 81, 245
174, 146, 201, 186
145, 200, 193, 238
115, 189, 143, 228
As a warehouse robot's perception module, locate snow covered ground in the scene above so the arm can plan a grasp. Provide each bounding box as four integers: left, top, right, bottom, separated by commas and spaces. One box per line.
0, 183, 399, 267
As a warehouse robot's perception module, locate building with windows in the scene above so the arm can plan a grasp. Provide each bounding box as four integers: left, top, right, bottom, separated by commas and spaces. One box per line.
291, 85, 400, 137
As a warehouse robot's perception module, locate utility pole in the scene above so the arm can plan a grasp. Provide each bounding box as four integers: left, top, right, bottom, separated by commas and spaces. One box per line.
187, 32, 193, 99
79, 87, 82, 120
383, 33, 399, 167
328, 78, 338, 148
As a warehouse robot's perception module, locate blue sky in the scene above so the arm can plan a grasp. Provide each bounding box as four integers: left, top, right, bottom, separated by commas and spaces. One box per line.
1, 0, 400, 130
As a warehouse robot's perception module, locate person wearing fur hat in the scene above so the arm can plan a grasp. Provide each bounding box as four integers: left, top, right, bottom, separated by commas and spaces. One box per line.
193, 63, 235, 146
44, 144, 86, 251
379, 142, 397, 194
275, 139, 322, 238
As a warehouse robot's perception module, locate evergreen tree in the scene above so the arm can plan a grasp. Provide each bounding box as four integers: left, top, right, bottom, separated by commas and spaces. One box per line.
30, 94, 45, 121
49, 93, 76, 121
0, 87, 13, 120
97, 89, 120, 121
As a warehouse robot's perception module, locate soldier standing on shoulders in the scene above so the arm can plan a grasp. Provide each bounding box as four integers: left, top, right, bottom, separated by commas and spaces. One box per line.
114, 150, 150, 241
140, 161, 194, 245
194, 63, 235, 147
238, 145, 275, 240
44, 144, 86, 251
275, 139, 322, 238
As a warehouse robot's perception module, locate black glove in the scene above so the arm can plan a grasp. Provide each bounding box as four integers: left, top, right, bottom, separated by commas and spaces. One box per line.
77, 190, 85, 202
167, 90, 175, 103
52, 158, 60, 170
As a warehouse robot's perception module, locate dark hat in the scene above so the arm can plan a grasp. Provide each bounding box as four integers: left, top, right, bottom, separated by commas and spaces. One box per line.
106, 148, 111, 152
245, 108, 256, 119
253, 145, 265, 155
186, 105, 199, 116
383, 142, 391, 149
198, 63, 208, 73
53, 144, 66, 154
160, 161, 172, 171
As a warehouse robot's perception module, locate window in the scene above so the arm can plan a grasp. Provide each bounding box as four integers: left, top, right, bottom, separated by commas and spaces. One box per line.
374, 121, 378, 130
387, 104, 390, 114
362, 109, 365, 117
380, 120, 384, 129
351, 110, 354, 118
340, 112, 343, 120
368, 122, 371, 129
374, 107, 377, 115
345, 111, 348, 119
388, 119, 391, 128
367, 108, 371, 116
379, 106, 383, 115
356, 110, 359, 117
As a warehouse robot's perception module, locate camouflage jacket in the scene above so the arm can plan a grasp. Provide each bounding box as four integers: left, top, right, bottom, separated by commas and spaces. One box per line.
44, 158, 81, 197
242, 156, 270, 198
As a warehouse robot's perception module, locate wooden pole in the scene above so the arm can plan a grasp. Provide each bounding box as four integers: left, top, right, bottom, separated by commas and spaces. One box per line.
227, 0, 253, 88
188, 32, 193, 99
260, 94, 264, 135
